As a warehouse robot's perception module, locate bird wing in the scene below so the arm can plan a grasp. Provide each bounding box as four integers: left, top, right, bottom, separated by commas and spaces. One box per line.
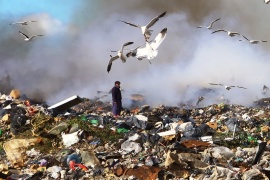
209, 83, 223, 86
145, 11, 166, 29
150, 28, 167, 50
19, 31, 29, 38
29, 35, 43, 40
209, 18, 221, 27
107, 55, 119, 73
240, 35, 249, 41
236, 86, 247, 89
121, 42, 134, 51
211, 29, 226, 34
119, 20, 141, 28
250, 40, 267, 43
231, 32, 241, 36
126, 42, 146, 57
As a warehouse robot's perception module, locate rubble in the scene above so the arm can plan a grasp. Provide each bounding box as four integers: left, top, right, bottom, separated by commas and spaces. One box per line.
1, 89, 270, 179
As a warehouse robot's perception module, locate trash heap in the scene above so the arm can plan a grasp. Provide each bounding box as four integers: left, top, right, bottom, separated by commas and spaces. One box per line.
1, 89, 270, 180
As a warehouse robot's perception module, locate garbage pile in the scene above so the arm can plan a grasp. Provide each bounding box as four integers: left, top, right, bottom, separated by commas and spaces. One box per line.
1, 89, 270, 179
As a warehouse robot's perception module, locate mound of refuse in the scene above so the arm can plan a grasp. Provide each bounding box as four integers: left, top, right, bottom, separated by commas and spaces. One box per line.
1, 89, 270, 179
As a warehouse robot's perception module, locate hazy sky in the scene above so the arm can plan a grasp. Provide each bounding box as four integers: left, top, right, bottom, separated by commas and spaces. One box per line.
0, 0, 270, 107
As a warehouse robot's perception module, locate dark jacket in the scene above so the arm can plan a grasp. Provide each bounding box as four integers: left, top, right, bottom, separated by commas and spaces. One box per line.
111, 86, 122, 102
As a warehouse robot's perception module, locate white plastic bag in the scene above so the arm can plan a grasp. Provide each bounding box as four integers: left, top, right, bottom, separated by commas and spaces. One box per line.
120, 140, 142, 154
61, 130, 83, 147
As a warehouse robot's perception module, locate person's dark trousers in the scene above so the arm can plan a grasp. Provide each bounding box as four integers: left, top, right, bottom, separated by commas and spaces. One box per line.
112, 101, 122, 116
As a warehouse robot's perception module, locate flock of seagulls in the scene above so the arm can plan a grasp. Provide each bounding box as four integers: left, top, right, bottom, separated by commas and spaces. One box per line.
107, 11, 167, 73
198, 83, 269, 107
197, 18, 268, 44
196, 15, 268, 97
197, 81, 248, 106
7, 9, 269, 101
10, 20, 43, 41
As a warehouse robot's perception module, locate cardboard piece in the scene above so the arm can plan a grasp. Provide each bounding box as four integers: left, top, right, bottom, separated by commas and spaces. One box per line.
48, 95, 82, 113
10, 89, 21, 99
157, 130, 176, 136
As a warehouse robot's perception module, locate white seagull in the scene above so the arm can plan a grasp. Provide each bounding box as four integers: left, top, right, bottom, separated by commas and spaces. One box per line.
211, 29, 242, 37
107, 42, 134, 73
209, 83, 247, 90
265, 0, 270, 4
10, 20, 37, 25
126, 28, 167, 62
239, 35, 267, 44
120, 11, 166, 41
19, 31, 43, 41
197, 18, 221, 30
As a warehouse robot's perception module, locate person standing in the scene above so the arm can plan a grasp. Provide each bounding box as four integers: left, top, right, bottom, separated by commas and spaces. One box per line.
111, 81, 122, 117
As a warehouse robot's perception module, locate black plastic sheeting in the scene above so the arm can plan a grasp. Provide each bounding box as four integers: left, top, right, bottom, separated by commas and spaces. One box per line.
9, 104, 27, 135
126, 115, 162, 130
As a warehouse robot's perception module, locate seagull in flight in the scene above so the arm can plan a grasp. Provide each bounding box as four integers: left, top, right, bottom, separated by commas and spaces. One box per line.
209, 83, 247, 90
262, 85, 269, 95
10, 20, 37, 25
224, 85, 247, 90
196, 96, 204, 106
211, 29, 242, 37
265, 0, 270, 4
197, 18, 221, 30
126, 28, 167, 61
107, 42, 134, 73
19, 31, 43, 41
239, 35, 267, 44
119, 11, 166, 41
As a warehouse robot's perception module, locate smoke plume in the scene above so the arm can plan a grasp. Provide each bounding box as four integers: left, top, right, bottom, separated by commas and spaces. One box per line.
0, 0, 270, 108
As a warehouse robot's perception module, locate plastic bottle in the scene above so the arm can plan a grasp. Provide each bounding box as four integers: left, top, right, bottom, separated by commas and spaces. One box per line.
66, 153, 82, 165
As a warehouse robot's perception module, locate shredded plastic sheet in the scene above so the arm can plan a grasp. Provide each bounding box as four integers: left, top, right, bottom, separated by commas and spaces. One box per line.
61, 130, 83, 147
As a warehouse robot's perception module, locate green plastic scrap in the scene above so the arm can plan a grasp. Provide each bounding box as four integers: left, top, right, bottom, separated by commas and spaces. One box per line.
117, 128, 129, 133
247, 136, 257, 144
90, 120, 99, 124
80, 116, 87, 121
